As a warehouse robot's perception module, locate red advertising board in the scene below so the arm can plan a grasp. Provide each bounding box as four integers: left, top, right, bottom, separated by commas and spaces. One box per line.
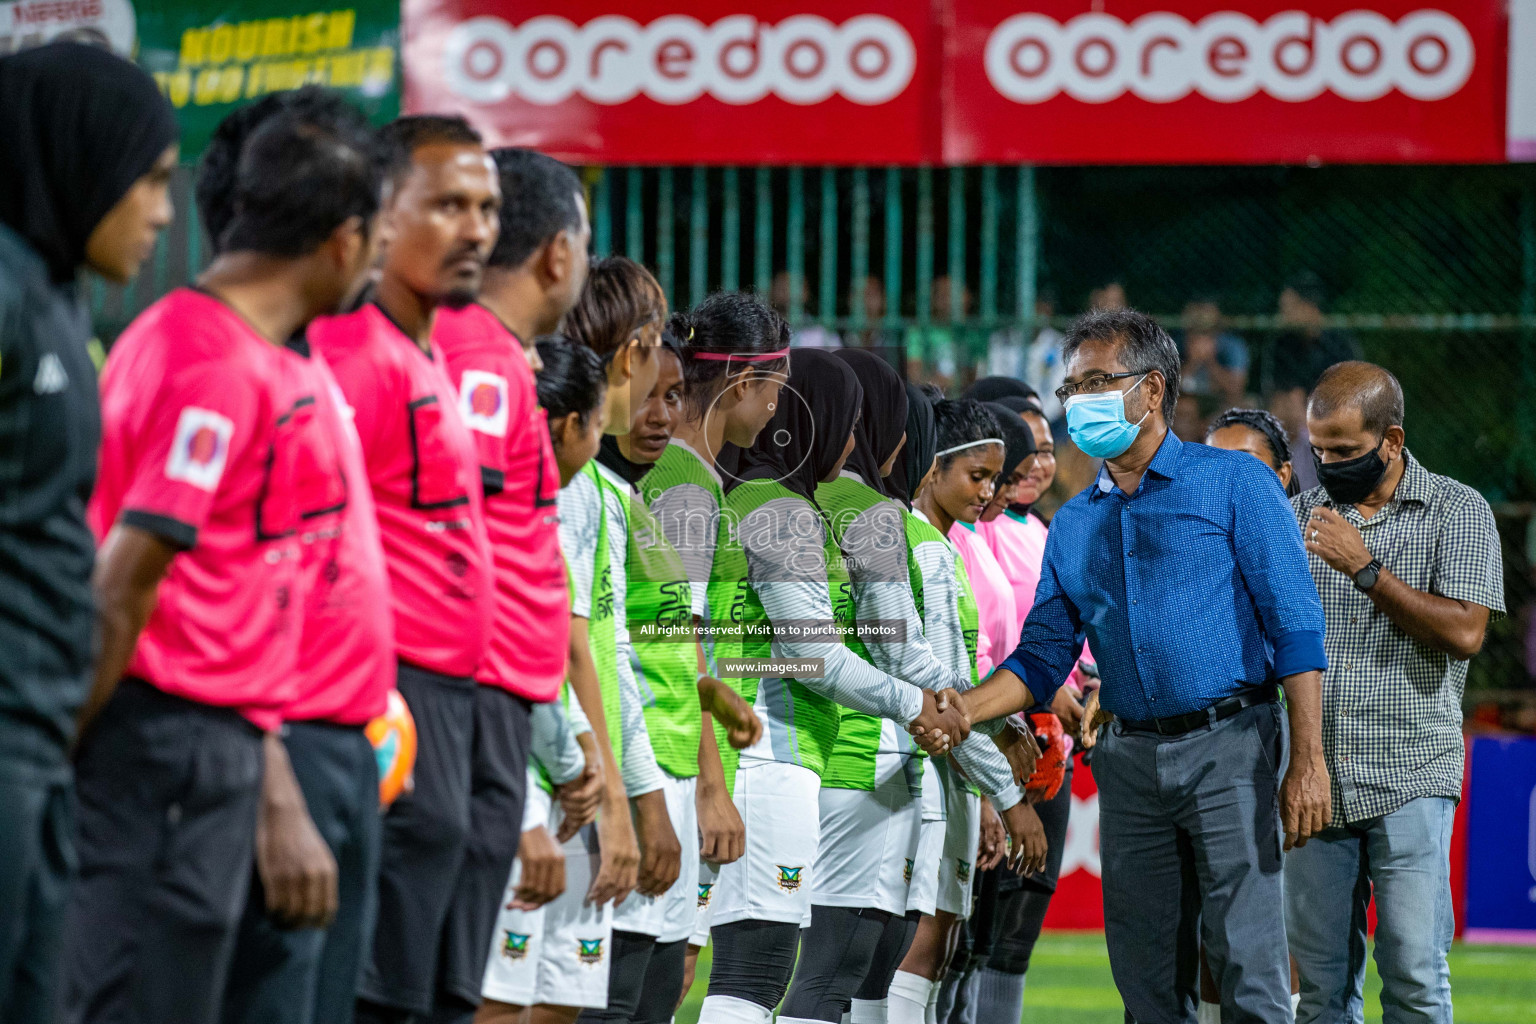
403, 1, 1509, 164
402, 0, 941, 164
946, 0, 1506, 164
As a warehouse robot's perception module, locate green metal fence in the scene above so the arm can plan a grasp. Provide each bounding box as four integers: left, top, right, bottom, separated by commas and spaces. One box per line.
91, 161, 1536, 699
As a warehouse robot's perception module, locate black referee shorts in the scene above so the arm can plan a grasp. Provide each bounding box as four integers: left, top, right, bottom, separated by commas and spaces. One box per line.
60, 679, 263, 1024
358, 662, 477, 1016
436, 685, 532, 1009
0, 764, 72, 1024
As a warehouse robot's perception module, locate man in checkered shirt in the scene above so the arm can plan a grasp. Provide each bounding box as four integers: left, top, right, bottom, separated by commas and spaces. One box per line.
1287, 361, 1504, 1024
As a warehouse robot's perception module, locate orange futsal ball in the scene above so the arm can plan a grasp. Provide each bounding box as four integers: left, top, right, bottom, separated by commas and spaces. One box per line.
366, 689, 417, 807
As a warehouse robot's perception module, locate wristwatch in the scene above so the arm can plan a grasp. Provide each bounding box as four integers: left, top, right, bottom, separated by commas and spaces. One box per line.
1352, 558, 1382, 592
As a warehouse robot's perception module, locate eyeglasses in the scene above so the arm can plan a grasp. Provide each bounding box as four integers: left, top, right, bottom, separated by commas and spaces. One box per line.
1055, 371, 1144, 404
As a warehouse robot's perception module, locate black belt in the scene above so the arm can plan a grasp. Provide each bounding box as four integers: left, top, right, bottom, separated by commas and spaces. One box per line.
1118, 685, 1280, 737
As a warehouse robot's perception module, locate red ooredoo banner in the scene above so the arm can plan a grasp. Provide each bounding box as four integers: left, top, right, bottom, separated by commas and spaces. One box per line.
403, 0, 1507, 164
946, 0, 1506, 163
402, 0, 941, 164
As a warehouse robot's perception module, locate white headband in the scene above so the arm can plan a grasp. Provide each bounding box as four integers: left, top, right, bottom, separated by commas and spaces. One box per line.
935, 437, 1005, 458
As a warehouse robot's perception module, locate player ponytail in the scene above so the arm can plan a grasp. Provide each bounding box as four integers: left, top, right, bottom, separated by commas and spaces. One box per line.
670, 292, 790, 417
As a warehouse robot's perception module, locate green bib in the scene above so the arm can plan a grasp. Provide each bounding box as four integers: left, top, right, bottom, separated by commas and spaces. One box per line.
598, 469, 702, 780
641, 443, 746, 792
817, 476, 890, 791
725, 479, 843, 776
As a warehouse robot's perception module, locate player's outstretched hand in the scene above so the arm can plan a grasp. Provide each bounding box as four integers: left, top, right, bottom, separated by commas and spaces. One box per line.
1078, 688, 1114, 750
995, 721, 1040, 785
554, 735, 605, 842
257, 735, 339, 929
1000, 801, 1048, 876
633, 789, 683, 898
697, 778, 747, 865
699, 676, 763, 750
977, 799, 1007, 871
588, 795, 640, 907
510, 825, 566, 910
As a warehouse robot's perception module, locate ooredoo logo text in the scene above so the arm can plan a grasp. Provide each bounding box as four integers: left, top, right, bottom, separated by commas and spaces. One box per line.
984, 9, 1474, 104
439, 13, 916, 106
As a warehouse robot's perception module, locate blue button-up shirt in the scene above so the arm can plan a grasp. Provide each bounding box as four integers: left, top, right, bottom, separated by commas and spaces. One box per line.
1000, 430, 1326, 721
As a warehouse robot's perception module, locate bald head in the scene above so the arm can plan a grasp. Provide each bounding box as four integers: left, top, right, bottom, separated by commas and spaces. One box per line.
1308, 361, 1403, 437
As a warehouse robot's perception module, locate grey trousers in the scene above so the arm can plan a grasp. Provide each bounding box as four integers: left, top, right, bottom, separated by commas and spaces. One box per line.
1094, 701, 1291, 1024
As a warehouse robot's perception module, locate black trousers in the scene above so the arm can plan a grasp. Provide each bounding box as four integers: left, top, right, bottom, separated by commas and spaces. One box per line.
0, 762, 72, 1024
358, 664, 477, 1017
61, 680, 264, 1024
223, 721, 381, 1024
435, 686, 532, 1009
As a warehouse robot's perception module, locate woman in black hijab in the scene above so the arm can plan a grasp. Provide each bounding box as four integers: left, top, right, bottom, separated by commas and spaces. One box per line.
732, 347, 863, 502
978, 400, 1037, 524
832, 348, 909, 498
0, 40, 177, 1024
0, 42, 179, 283
890, 382, 938, 507
964, 375, 1035, 405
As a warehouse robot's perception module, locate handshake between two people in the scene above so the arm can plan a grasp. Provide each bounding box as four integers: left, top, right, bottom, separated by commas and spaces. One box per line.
905, 671, 1111, 761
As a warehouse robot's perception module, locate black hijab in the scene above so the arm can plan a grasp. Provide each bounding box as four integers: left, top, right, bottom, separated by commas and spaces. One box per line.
985, 401, 1036, 482
833, 349, 907, 499
596, 435, 653, 487
965, 376, 1035, 404
731, 349, 862, 503
0, 43, 178, 282
889, 382, 937, 507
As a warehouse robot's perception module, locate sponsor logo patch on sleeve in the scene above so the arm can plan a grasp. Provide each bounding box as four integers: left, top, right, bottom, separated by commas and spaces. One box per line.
459, 370, 510, 438
166, 407, 235, 491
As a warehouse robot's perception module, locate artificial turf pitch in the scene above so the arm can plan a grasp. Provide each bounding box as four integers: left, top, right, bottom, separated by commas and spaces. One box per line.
674, 931, 1536, 1023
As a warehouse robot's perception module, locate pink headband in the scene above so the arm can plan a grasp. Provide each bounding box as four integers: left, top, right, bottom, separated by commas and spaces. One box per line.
691, 347, 791, 363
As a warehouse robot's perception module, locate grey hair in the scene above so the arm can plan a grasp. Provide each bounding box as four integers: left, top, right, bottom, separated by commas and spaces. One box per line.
1061, 308, 1181, 421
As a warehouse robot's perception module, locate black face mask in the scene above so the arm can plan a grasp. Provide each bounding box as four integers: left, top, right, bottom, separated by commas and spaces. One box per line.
1313, 443, 1389, 505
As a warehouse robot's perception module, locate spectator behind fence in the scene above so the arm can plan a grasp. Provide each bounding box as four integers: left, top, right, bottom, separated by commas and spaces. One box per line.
986, 286, 1067, 426
905, 276, 979, 393
845, 274, 901, 354
1177, 297, 1248, 408
1269, 272, 1361, 492
773, 269, 842, 349
1287, 361, 1505, 1024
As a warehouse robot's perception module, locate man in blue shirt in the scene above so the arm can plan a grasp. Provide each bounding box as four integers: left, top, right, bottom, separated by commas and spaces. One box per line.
946, 310, 1331, 1023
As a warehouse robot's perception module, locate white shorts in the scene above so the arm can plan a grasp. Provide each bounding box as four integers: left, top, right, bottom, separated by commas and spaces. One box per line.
481, 791, 614, 1009
812, 770, 923, 915
936, 767, 980, 919
710, 759, 821, 928
691, 859, 720, 947
906, 764, 947, 916
612, 773, 699, 942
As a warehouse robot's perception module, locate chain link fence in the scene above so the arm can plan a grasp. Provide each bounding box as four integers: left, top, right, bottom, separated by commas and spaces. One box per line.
91, 161, 1536, 705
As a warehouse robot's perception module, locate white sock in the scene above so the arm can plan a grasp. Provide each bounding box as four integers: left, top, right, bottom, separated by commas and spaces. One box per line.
841, 1013, 852, 1024
887, 971, 932, 1024
1198, 1000, 1221, 1024
849, 997, 887, 1024
699, 995, 772, 1024
774, 1017, 829, 1024
923, 976, 941, 1024
1292, 992, 1301, 1016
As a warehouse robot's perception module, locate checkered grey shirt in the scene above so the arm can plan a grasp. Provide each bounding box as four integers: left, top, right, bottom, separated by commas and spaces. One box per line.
1292, 450, 1505, 825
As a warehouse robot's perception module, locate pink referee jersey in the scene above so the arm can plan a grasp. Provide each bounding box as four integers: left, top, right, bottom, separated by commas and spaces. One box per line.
949, 520, 1018, 682
310, 304, 492, 680
279, 340, 395, 725
91, 289, 306, 731
435, 305, 567, 702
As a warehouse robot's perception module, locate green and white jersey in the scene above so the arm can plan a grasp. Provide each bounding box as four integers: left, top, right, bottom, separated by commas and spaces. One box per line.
561, 463, 664, 796
906, 508, 1022, 809
641, 440, 747, 792
726, 478, 923, 777
595, 461, 702, 781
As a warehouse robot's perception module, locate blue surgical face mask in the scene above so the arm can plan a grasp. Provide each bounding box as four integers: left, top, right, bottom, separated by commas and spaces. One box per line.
1064, 374, 1149, 459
